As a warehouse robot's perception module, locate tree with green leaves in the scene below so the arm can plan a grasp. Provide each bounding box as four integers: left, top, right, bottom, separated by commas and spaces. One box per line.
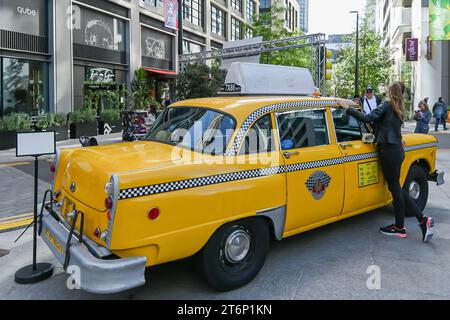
333, 11, 393, 99
130, 68, 156, 110
176, 61, 226, 100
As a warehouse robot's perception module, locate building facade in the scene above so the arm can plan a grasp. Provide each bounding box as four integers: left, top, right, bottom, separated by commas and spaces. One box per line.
297, 0, 308, 33
0, 0, 259, 116
375, 0, 449, 109
259, 0, 300, 33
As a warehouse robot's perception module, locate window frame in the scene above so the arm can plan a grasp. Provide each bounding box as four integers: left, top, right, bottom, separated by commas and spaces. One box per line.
330, 107, 372, 143
238, 113, 277, 155
211, 5, 226, 37
275, 108, 331, 151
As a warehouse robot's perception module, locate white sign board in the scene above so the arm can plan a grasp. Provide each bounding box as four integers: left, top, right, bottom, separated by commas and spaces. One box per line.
16, 131, 56, 157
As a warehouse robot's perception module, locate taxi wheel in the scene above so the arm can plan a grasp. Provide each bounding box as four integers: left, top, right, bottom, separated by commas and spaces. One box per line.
402, 164, 429, 216
197, 218, 270, 291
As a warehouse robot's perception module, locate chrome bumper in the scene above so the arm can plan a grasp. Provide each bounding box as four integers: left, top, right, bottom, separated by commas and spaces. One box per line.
39, 208, 147, 294
429, 170, 445, 186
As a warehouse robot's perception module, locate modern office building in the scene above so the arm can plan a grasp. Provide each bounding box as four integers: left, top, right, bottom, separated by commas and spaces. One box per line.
259, 0, 300, 33
375, 0, 449, 108
298, 0, 308, 33
0, 0, 259, 116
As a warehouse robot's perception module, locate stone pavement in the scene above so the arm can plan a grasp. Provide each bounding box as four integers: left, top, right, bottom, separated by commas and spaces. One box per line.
0, 150, 448, 300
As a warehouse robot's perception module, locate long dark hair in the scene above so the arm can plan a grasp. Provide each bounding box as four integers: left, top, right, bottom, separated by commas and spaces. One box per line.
388, 82, 405, 121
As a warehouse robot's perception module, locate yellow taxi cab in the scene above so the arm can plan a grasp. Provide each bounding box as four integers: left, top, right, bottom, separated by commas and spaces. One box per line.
39, 63, 444, 293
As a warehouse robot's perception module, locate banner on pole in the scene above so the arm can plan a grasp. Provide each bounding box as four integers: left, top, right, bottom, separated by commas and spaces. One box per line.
429, 0, 450, 40
405, 38, 419, 61
164, 0, 178, 30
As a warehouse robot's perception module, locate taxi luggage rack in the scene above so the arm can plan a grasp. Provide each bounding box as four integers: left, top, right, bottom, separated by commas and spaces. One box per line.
38, 189, 85, 271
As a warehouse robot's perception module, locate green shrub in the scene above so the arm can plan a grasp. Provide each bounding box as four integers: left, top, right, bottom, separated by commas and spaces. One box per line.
69, 109, 97, 124
100, 109, 121, 123
0, 113, 32, 131
52, 113, 67, 127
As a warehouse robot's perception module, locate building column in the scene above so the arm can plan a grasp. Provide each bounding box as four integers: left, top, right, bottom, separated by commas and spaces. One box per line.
129, 0, 142, 82
53, 0, 74, 114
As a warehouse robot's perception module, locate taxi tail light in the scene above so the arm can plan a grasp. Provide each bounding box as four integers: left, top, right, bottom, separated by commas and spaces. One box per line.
105, 196, 113, 210
148, 208, 160, 220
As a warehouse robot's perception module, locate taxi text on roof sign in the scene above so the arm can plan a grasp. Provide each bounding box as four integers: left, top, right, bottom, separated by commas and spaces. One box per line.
219, 62, 316, 96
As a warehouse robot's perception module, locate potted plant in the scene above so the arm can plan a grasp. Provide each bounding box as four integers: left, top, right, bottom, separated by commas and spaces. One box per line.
46, 113, 69, 141
100, 109, 123, 134
0, 113, 32, 150
69, 109, 97, 139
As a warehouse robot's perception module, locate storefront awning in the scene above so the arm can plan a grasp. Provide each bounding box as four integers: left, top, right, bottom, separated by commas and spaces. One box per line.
144, 68, 178, 79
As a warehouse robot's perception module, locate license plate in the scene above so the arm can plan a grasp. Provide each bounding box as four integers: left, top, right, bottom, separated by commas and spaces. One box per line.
63, 199, 74, 216
44, 229, 64, 255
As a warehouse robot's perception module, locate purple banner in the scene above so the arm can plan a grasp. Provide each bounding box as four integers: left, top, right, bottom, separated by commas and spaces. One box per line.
164, 0, 178, 30
406, 38, 418, 62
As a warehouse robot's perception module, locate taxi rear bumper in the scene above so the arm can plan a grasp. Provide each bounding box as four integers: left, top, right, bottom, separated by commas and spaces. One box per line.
39, 205, 147, 294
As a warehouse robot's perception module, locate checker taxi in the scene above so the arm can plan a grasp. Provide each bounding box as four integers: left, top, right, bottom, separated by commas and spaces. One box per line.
40, 63, 444, 293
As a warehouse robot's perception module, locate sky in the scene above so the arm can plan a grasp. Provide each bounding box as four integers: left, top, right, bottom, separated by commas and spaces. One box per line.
308, 0, 368, 36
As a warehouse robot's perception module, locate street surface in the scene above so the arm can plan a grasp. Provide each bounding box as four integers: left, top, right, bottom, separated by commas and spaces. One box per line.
0, 125, 449, 299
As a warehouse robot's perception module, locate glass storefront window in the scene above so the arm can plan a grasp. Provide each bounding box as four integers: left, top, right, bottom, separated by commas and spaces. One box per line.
183, 40, 204, 54
1, 58, 49, 116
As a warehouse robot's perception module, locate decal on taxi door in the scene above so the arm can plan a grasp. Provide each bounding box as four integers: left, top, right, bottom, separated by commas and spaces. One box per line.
305, 171, 331, 200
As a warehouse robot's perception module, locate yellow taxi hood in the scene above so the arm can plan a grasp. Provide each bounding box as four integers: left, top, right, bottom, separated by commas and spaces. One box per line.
60, 141, 182, 211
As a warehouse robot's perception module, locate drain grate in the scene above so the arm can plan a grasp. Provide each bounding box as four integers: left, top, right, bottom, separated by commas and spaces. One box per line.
0, 249, 10, 257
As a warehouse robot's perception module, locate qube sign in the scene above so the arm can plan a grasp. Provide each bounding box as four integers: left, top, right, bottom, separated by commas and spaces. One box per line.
16, 6, 38, 16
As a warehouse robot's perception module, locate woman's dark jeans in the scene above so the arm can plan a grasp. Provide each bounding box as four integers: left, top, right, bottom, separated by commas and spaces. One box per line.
378, 143, 424, 228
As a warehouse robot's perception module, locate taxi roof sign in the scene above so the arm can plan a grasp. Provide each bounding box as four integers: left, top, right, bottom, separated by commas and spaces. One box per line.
219, 62, 316, 96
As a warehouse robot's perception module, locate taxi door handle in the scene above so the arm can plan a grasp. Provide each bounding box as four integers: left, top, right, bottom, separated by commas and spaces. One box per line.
340, 143, 353, 150
283, 151, 300, 159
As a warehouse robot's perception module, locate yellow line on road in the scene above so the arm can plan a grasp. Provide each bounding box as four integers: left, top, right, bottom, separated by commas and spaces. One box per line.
0, 218, 33, 232
0, 162, 31, 168
0, 212, 33, 223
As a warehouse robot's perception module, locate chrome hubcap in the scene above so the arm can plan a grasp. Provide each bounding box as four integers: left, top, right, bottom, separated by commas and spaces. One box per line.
409, 181, 421, 200
224, 230, 251, 263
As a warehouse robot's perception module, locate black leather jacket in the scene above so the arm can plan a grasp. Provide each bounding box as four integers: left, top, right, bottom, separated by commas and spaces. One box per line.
346, 101, 403, 145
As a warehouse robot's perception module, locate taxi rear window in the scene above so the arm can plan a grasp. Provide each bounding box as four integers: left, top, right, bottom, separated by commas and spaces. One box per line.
146, 107, 236, 155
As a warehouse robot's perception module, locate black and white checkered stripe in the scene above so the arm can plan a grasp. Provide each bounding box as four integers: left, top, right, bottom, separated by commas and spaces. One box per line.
118, 142, 436, 200
224, 100, 341, 156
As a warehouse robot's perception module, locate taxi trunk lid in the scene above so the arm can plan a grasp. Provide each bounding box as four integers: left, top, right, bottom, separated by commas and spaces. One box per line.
60, 141, 181, 211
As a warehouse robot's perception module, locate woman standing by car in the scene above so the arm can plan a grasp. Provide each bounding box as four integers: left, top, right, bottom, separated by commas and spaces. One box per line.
337, 82, 435, 242
414, 100, 432, 134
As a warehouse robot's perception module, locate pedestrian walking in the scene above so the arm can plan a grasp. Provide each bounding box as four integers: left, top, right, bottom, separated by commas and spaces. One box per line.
337, 81, 434, 242
360, 85, 382, 114
414, 101, 432, 134
353, 94, 362, 107
432, 97, 448, 131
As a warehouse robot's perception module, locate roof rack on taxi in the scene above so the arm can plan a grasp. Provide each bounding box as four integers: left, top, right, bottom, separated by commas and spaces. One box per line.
218, 63, 317, 97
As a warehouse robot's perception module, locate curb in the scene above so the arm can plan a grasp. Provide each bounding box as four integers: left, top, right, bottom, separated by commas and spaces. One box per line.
0, 213, 33, 233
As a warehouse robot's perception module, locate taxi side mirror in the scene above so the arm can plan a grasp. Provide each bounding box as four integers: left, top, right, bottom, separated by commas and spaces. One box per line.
362, 133, 375, 144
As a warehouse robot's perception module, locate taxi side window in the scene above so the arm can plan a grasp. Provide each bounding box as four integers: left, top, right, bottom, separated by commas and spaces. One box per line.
277, 109, 329, 150
240, 114, 275, 154
331, 108, 369, 142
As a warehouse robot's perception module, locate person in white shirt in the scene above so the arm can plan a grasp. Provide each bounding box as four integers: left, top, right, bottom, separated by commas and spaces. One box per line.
360, 85, 382, 114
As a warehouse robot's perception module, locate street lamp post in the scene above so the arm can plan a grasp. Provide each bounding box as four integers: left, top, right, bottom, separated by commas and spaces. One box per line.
350, 10, 359, 97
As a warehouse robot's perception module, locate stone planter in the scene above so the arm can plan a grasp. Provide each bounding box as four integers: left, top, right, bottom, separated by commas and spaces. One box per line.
69, 122, 98, 139
0, 131, 16, 150
46, 126, 69, 141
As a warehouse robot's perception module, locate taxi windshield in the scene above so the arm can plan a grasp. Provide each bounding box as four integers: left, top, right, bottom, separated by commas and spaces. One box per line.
146, 107, 236, 155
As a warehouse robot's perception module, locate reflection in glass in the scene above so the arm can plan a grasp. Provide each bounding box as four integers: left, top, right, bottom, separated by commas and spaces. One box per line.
1, 59, 48, 116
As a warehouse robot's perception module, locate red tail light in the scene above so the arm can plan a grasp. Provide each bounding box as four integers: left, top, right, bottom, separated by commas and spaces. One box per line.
105, 197, 113, 210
